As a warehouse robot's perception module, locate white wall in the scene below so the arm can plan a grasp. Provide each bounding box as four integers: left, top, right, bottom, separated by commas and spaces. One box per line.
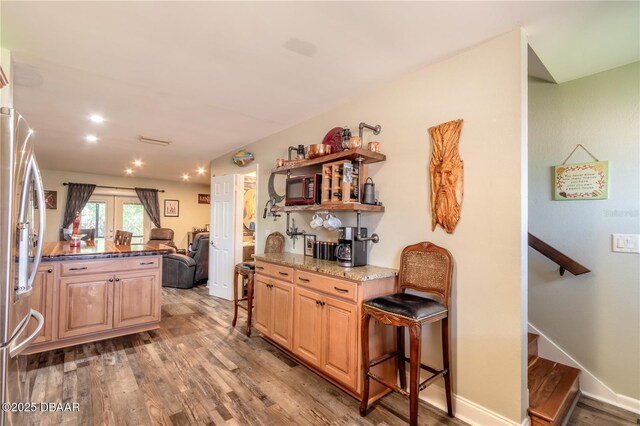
0, 48, 13, 108
40, 169, 210, 249
211, 30, 528, 423
529, 62, 640, 399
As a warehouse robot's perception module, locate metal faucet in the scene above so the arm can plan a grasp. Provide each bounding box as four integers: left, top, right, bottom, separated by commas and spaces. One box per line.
285, 213, 306, 249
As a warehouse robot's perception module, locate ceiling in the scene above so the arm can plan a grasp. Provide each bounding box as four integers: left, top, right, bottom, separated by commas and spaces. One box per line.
1, 2, 637, 184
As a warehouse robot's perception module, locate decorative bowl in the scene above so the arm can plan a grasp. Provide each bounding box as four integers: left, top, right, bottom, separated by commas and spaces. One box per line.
308, 144, 332, 159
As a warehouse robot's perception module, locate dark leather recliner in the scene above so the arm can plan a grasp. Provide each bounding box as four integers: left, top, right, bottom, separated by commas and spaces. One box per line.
148, 228, 177, 252
162, 232, 209, 289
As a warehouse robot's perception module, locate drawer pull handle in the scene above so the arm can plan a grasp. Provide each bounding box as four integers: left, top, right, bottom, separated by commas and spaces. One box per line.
278, 271, 289, 276
256, 266, 265, 270
299, 277, 310, 283
319, 301, 325, 306
334, 286, 348, 293
109, 278, 114, 282
69, 267, 87, 271
47, 269, 53, 273
115, 278, 120, 282
140, 261, 154, 265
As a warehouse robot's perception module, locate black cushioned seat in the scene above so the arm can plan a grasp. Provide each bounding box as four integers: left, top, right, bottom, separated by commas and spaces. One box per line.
238, 262, 255, 270
364, 293, 447, 321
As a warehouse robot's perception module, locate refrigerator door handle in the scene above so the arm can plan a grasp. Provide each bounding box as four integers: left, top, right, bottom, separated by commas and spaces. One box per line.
26, 156, 45, 290
8, 309, 44, 358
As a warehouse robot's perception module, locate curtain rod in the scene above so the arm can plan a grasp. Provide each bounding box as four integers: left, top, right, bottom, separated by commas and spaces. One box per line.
63, 182, 165, 193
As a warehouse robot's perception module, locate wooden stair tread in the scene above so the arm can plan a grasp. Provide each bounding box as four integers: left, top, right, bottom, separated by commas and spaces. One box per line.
528, 357, 580, 423
528, 333, 539, 345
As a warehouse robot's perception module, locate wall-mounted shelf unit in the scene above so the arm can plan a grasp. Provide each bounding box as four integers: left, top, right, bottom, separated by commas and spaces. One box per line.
271, 148, 386, 174
276, 147, 386, 244
276, 204, 384, 213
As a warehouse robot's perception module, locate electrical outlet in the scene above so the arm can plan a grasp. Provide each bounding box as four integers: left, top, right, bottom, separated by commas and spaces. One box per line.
612, 234, 640, 253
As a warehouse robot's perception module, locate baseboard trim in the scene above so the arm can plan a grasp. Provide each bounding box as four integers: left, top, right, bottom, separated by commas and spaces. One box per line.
528, 323, 640, 415
419, 384, 528, 426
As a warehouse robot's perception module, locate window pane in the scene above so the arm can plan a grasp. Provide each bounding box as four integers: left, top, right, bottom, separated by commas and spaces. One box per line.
80, 202, 106, 237
122, 203, 144, 240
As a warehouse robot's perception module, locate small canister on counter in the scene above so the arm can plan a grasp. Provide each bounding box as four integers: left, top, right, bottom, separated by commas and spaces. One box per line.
319, 241, 328, 260
327, 242, 337, 261
313, 242, 322, 259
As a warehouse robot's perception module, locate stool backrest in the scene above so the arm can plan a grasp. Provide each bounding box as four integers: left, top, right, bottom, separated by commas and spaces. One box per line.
264, 232, 285, 254
398, 242, 453, 308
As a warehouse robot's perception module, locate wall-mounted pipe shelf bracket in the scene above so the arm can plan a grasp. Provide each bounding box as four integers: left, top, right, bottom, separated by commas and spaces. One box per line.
355, 211, 379, 244
285, 212, 306, 248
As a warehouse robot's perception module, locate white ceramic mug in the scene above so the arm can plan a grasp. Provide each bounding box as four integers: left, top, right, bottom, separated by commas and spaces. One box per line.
310, 213, 323, 229
324, 213, 341, 231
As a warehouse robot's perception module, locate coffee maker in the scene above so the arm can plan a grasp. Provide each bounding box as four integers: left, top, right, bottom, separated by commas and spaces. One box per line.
336, 227, 368, 267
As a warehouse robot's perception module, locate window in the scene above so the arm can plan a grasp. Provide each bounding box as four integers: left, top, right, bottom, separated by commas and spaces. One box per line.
121, 202, 145, 244
80, 201, 107, 238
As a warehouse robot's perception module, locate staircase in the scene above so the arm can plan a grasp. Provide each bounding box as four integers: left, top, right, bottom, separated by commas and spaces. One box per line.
528, 333, 581, 426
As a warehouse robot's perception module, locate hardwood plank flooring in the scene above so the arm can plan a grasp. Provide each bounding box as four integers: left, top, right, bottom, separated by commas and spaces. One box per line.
25, 286, 467, 426
24, 286, 637, 426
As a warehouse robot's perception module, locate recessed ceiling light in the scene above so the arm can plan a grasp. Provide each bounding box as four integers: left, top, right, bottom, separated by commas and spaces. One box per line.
133, 160, 143, 167
89, 114, 104, 124
125, 168, 133, 175
182, 174, 190, 181
197, 167, 206, 175
85, 135, 98, 143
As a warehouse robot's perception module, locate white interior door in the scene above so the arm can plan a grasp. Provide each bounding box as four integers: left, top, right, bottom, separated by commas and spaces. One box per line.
208, 174, 243, 300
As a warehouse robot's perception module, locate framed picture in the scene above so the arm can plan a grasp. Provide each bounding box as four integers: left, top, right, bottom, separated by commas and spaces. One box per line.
35, 190, 57, 209
304, 234, 316, 257
198, 193, 210, 204
164, 199, 179, 217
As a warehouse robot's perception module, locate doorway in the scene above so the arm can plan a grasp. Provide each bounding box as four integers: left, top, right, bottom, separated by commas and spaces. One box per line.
79, 194, 151, 243
207, 166, 259, 301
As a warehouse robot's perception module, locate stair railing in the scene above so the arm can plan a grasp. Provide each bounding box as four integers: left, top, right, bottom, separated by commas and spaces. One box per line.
528, 233, 591, 276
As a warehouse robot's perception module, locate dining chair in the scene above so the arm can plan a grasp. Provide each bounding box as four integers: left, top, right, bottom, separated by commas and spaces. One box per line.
114, 230, 133, 245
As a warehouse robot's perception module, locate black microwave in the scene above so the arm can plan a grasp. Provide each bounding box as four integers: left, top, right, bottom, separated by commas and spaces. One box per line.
286, 174, 322, 205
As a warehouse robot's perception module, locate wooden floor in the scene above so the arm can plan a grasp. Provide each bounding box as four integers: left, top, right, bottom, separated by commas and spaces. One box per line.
24, 286, 467, 426
24, 286, 639, 426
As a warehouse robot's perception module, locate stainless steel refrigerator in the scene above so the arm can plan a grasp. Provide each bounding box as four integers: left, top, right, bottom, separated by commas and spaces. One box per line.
0, 107, 45, 426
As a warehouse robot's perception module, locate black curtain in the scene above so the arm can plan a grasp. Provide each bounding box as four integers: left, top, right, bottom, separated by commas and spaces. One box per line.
135, 187, 161, 228
62, 183, 96, 228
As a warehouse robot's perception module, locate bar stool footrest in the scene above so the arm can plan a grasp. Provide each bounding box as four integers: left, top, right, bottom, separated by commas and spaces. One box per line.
368, 372, 410, 398
418, 369, 447, 392
369, 351, 400, 368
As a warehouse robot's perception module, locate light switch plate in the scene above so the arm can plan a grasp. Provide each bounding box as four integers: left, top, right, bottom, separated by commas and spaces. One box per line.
612, 234, 640, 253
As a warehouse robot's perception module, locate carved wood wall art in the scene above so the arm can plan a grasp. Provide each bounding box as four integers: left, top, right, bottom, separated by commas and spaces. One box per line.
428, 119, 464, 233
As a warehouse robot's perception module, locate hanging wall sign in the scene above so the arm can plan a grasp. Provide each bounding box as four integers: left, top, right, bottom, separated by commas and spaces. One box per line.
554, 161, 608, 200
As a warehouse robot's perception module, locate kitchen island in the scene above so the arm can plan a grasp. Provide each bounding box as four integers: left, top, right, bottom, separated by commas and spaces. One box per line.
24, 240, 172, 354
252, 253, 398, 403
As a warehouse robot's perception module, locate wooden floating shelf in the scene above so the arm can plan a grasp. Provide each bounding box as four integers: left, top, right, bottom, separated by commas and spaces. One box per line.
272, 148, 386, 174
276, 204, 385, 213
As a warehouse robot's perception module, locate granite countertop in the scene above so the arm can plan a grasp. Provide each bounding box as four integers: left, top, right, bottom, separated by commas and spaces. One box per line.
41, 240, 173, 262
254, 252, 398, 282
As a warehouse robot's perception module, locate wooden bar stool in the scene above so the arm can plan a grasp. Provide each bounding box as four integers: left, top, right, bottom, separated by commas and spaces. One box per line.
232, 263, 255, 336
232, 232, 285, 335
360, 242, 454, 426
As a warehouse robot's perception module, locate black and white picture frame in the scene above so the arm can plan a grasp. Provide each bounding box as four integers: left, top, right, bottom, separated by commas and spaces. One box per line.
164, 199, 179, 217
304, 234, 316, 257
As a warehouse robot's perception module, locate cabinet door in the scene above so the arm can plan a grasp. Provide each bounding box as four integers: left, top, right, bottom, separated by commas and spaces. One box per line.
58, 274, 113, 339
113, 270, 161, 328
253, 277, 271, 336
270, 280, 293, 350
322, 295, 358, 389
292, 287, 323, 367
28, 264, 55, 344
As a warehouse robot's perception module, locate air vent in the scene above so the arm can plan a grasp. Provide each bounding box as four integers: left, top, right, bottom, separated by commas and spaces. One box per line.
139, 136, 171, 146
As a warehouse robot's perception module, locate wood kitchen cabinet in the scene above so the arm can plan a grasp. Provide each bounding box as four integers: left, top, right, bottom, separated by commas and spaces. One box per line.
24, 255, 163, 354
114, 270, 161, 328
293, 286, 358, 389
254, 275, 293, 350
255, 257, 397, 400
58, 274, 114, 339
28, 263, 56, 344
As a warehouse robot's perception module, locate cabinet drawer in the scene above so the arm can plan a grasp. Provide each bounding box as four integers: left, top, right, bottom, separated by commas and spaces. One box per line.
61, 256, 160, 276
294, 270, 356, 302
255, 261, 293, 282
